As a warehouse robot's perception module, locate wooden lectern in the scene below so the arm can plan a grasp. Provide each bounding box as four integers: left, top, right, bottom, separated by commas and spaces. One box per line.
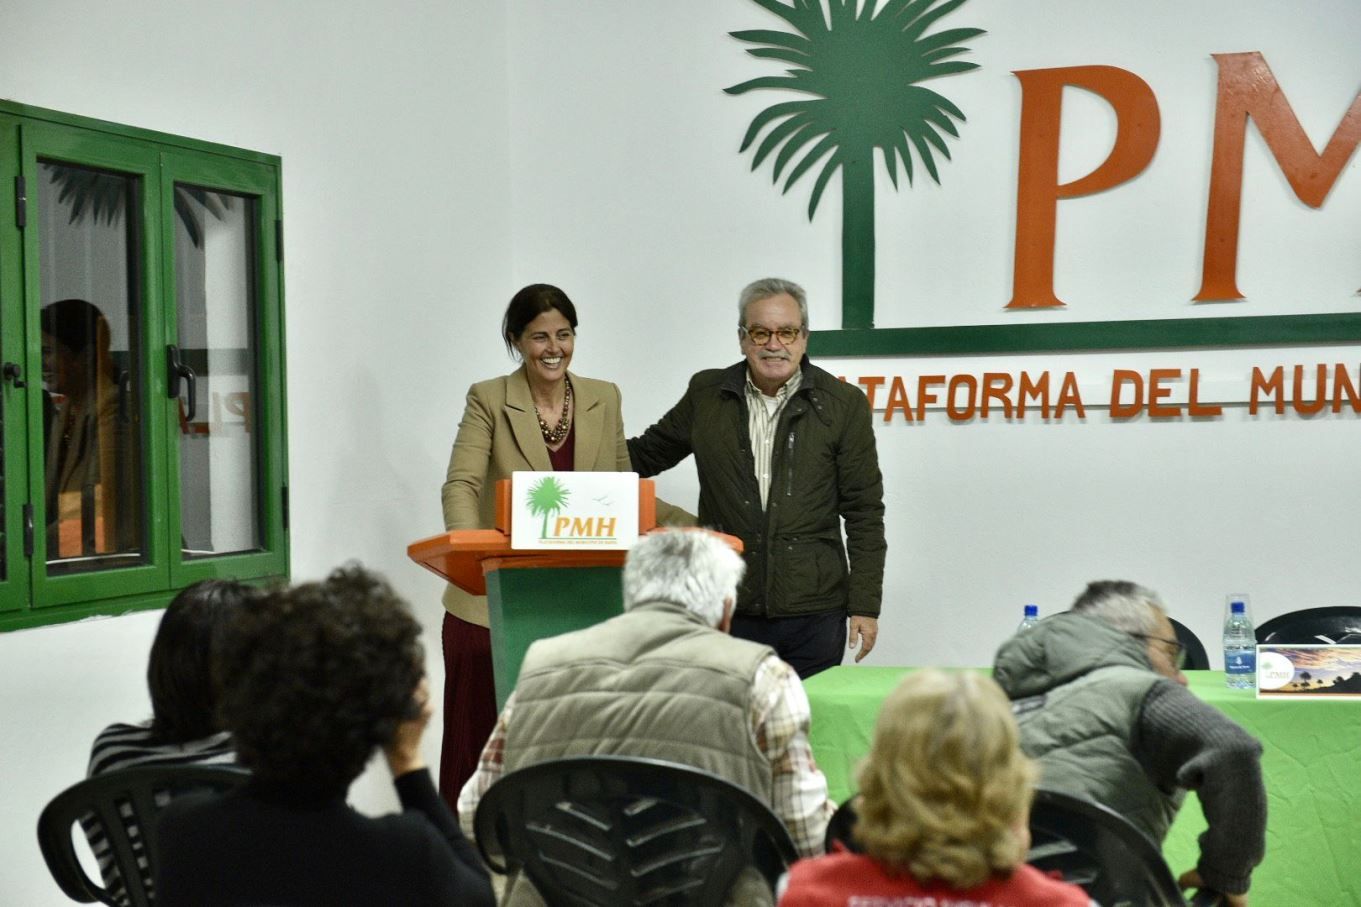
408, 477, 737, 710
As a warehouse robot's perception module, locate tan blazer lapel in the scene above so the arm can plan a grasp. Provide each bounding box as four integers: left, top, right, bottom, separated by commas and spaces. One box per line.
572, 373, 605, 470
504, 368, 554, 472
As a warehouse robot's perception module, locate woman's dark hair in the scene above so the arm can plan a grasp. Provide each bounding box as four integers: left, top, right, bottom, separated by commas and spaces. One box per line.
215, 565, 424, 797
40, 298, 108, 355
148, 579, 257, 744
501, 283, 578, 357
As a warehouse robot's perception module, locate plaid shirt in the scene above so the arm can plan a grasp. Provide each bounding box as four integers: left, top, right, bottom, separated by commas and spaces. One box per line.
745, 369, 802, 509
457, 653, 835, 858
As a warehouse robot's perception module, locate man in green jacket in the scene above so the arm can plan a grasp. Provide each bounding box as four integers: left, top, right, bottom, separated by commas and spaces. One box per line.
628, 278, 886, 678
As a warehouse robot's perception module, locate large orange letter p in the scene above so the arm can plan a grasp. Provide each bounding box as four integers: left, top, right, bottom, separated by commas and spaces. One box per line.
1009, 66, 1161, 309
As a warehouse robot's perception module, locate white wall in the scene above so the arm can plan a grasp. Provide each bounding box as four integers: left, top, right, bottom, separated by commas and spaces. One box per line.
503, 0, 1361, 667
2, 1, 1359, 903
0, 2, 509, 903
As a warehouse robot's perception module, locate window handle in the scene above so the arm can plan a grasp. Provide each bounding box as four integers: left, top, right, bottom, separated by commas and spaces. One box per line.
22, 503, 34, 559
2, 361, 25, 388
116, 368, 132, 424
166, 345, 197, 423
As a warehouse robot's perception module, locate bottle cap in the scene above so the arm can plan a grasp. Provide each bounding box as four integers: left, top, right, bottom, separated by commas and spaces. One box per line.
1024, 604, 1038, 617
1230, 601, 1246, 614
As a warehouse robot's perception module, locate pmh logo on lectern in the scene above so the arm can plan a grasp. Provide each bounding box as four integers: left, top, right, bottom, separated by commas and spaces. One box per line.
510, 472, 640, 551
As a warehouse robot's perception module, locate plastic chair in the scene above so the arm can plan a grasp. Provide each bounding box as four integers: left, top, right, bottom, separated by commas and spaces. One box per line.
473, 755, 798, 906
1028, 787, 1199, 907
1169, 618, 1211, 671
37, 764, 248, 906
822, 795, 864, 855
1255, 606, 1361, 645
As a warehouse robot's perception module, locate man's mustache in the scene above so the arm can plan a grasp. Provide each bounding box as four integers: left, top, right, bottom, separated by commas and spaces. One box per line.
758, 351, 791, 361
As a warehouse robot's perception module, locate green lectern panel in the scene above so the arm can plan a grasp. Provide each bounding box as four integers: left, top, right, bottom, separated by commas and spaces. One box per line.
484, 564, 624, 710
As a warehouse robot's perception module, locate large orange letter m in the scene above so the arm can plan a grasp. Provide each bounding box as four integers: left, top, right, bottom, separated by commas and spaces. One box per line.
1196, 52, 1361, 301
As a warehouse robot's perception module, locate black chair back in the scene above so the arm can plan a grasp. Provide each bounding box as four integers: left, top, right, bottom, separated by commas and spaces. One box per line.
37, 764, 247, 907
1027, 787, 1188, 907
822, 796, 864, 855
473, 755, 797, 907
1169, 618, 1211, 671
1255, 606, 1361, 645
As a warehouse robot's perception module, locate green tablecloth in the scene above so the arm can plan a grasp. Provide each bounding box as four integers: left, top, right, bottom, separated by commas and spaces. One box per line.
804, 666, 1361, 906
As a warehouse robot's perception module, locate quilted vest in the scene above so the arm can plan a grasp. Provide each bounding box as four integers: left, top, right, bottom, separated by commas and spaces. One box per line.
504, 600, 774, 802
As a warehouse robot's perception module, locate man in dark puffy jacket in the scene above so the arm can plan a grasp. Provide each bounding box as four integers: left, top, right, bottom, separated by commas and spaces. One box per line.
993, 580, 1266, 906
628, 277, 886, 678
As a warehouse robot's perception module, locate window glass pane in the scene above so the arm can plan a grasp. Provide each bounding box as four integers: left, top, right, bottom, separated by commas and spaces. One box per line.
175, 186, 260, 557
37, 161, 146, 574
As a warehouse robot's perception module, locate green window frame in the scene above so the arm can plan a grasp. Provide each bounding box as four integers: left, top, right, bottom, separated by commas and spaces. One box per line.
0, 101, 288, 631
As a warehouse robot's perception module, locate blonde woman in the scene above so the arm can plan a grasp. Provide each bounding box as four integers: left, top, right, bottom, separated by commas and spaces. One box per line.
778, 670, 1091, 906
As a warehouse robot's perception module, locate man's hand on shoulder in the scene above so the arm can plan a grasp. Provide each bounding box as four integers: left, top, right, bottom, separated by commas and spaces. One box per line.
848, 616, 878, 662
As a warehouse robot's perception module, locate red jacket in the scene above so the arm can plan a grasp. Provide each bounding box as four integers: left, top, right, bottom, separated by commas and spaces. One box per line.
779, 851, 1092, 907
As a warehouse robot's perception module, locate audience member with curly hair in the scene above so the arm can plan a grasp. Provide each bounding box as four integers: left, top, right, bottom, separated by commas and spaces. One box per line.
777, 669, 1092, 907
84, 579, 254, 907
155, 565, 494, 907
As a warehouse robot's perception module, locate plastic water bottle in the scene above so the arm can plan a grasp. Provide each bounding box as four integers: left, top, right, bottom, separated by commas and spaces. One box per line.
1223, 598, 1256, 689
1017, 604, 1040, 633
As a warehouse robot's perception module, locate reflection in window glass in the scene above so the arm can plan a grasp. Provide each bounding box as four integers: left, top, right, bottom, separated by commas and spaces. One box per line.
175, 186, 260, 557
37, 162, 145, 574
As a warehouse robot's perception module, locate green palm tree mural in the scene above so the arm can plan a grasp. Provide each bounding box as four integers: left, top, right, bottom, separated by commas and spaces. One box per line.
527, 476, 572, 539
726, 0, 984, 330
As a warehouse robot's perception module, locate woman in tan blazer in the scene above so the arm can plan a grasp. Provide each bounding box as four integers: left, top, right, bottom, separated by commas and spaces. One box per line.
438, 284, 691, 810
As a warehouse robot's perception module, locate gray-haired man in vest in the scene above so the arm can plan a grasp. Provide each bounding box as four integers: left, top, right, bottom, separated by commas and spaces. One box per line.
993, 580, 1266, 906
457, 529, 835, 905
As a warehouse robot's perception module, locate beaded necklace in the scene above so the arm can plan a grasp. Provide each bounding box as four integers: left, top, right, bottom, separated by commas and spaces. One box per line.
537, 376, 573, 445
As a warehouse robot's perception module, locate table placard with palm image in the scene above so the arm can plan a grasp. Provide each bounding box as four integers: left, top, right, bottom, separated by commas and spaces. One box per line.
1257, 645, 1361, 699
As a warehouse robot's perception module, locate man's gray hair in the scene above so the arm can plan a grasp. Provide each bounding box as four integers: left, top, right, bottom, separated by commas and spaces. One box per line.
623, 530, 745, 627
738, 277, 809, 331
1069, 580, 1166, 636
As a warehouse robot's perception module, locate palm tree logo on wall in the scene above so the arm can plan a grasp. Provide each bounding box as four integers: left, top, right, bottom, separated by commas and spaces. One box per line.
527, 476, 572, 539
726, 0, 985, 330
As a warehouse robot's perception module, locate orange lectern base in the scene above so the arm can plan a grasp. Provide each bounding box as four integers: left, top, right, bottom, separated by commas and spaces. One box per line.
408, 529, 651, 597
407, 528, 512, 597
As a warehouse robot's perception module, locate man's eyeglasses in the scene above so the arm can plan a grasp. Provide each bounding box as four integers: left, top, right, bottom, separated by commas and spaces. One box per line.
742, 326, 803, 345
1130, 633, 1187, 670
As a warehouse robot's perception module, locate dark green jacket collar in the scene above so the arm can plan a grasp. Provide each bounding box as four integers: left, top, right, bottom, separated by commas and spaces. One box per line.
718, 356, 834, 427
